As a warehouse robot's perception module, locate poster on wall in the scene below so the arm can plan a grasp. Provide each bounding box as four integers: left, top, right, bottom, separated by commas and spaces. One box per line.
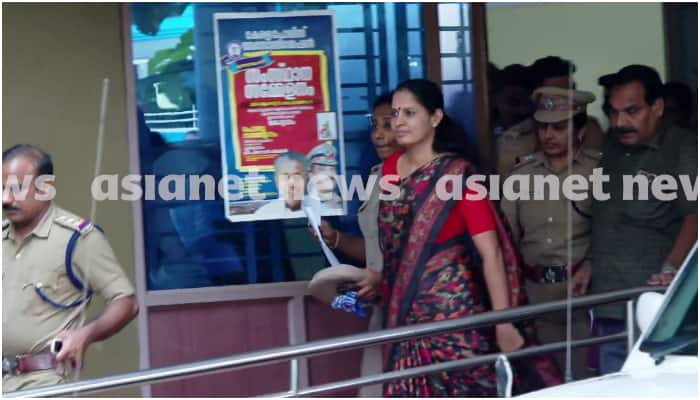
214, 10, 346, 223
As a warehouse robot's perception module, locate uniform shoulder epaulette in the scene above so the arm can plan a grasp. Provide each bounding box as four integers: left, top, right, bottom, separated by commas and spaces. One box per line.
581, 148, 603, 161
502, 119, 536, 141
511, 153, 538, 171
54, 215, 95, 236
518, 118, 535, 132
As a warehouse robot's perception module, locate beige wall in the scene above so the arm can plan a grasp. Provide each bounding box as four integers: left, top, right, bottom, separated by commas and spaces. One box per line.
487, 3, 667, 127
3, 4, 139, 396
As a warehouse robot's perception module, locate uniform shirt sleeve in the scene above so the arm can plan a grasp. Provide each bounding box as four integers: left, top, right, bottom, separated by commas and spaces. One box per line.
358, 175, 383, 273
74, 230, 135, 303
675, 133, 698, 216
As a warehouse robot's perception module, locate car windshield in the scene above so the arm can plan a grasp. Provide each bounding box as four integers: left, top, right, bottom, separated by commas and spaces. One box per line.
640, 249, 698, 358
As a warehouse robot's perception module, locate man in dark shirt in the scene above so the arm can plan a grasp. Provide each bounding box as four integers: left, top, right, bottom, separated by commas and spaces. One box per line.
590, 65, 698, 374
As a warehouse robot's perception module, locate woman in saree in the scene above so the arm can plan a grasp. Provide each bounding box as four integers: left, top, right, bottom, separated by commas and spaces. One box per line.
374, 79, 559, 396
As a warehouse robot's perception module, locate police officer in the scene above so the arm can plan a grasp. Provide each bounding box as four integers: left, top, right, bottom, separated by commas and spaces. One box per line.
496, 117, 538, 180
310, 94, 400, 395
496, 57, 606, 180
493, 64, 537, 179
307, 142, 342, 209
530, 56, 607, 150
501, 86, 600, 380
2, 144, 138, 391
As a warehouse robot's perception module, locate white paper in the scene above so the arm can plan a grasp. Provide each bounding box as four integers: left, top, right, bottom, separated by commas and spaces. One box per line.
316, 111, 337, 140
303, 195, 340, 266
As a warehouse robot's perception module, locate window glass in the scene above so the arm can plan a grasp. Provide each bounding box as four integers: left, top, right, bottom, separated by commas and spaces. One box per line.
129, 2, 427, 290
437, 3, 461, 27
641, 251, 698, 357
438, 3, 475, 140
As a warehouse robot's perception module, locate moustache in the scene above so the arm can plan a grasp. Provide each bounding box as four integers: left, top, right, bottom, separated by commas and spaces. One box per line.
3, 204, 20, 211
612, 127, 637, 136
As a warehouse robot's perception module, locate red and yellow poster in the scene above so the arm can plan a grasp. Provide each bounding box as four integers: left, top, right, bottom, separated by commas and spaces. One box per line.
228, 51, 330, 171
215, 11, 345, 223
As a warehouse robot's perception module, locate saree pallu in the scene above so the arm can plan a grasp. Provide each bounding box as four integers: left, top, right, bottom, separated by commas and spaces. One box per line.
378, 154, 562, 397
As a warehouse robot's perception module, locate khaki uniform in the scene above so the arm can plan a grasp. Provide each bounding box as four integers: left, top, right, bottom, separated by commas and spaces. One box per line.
2, 203, 135, 391
357, 163, 383, 396
496, 119, 537, 179
357, 164, 383, 275
496, 117, 606, 179
502, 150, 600, 267
501, 149, 601, 380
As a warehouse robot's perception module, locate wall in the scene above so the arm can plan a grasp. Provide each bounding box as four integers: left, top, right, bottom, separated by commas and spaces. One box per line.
2, 4, 139, 396
486, 3, 667, 127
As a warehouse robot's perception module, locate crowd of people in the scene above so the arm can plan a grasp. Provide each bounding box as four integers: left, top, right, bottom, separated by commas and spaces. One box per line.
315, 57, 697, 396
3, 55, 696, 395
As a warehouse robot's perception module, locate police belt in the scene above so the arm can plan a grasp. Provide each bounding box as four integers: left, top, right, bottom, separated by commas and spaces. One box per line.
2, 352, 56, 376
524, 260, 584, 284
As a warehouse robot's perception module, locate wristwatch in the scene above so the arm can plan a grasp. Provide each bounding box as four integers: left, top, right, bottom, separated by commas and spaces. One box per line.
661, 262, 678, 275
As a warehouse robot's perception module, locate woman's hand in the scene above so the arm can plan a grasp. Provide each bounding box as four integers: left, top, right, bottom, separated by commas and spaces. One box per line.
495, 323, 525, 353
471, 231, 524, 352
307, 219, 340, 248
357, 269, 382, 301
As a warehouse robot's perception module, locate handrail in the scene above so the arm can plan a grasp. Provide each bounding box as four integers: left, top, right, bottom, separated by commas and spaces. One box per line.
144, 109, 196, 116
4, 286, 662, 398
268, 332, 628, 397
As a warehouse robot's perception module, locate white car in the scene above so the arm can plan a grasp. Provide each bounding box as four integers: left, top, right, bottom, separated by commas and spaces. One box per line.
521, 245, 698, 397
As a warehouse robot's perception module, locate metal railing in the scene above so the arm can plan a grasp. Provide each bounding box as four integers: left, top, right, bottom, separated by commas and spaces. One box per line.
144, 106, 198, 134
5, 286, 662, 398
270, 333, 629, 397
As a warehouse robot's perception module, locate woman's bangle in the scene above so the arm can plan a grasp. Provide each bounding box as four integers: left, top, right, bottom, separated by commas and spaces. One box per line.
330, 230, 341, 249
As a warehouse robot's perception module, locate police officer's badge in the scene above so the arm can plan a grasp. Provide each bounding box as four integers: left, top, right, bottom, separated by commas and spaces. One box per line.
543, 96, 555, 111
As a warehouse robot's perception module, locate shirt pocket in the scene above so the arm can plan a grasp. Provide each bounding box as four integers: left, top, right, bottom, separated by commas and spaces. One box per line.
23, 264, 83, 315
21, 264, 60, 316
518, 199, 550, 235
620, 197, 676, 230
